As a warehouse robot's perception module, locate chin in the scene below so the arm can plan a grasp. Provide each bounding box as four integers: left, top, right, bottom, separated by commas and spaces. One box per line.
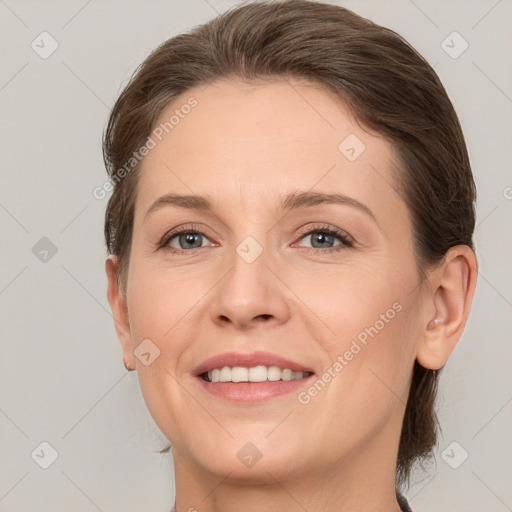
191, 440, 306, 484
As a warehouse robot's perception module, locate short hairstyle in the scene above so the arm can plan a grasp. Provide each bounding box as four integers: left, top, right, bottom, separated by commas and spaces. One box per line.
102, 0, 476, 489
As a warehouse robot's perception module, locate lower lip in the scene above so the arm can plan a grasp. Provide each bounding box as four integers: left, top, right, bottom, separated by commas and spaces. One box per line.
195, 375, 314, 403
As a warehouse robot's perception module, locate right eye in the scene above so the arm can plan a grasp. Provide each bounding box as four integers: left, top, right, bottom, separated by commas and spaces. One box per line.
161, 228, 214, 253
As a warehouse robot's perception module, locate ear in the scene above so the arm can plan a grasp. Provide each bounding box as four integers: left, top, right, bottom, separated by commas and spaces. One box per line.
105, 255, 136, 370
416, 245, 478, 370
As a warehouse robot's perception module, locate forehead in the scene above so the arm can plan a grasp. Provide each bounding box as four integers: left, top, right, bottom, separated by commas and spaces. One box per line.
135, 78, 403, 223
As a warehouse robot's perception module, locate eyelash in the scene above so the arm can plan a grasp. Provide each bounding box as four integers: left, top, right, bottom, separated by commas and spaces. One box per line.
158, 223, 354, 255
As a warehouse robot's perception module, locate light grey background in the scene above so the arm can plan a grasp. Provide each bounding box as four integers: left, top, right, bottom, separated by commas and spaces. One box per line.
1, 0, 511, 511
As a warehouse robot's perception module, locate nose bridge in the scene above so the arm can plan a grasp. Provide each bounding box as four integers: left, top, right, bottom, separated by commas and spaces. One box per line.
226, 231, 272, 307
209, 226, 290, 328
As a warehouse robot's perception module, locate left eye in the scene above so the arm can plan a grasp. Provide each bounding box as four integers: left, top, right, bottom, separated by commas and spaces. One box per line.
294, 228, 352, 251
298, 231, 341, 249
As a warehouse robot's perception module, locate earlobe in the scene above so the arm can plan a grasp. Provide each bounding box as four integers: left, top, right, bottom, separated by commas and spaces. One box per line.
105, 255, 136, 370
416, 245, 477, 371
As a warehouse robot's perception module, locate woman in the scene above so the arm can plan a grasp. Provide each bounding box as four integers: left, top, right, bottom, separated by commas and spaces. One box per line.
103, 1, 478, 510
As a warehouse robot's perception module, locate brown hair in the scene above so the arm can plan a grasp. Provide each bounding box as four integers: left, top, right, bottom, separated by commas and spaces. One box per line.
102, 0, 476, 489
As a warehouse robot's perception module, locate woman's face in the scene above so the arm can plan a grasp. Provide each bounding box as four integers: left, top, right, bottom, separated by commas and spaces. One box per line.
117, 78, 426, 483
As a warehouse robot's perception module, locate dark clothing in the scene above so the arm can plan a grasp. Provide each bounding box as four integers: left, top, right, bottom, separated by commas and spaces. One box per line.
170, 493, 413, 511
397, 492, 413, 511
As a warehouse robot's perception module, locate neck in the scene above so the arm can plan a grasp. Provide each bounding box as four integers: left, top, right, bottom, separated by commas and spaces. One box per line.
171, 412, 404, 512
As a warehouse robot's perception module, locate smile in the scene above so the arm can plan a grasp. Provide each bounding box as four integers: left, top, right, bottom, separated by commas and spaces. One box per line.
202, 365, 314, 383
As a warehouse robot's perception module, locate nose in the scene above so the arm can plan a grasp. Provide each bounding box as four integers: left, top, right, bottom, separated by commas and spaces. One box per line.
208, 239, 291, 331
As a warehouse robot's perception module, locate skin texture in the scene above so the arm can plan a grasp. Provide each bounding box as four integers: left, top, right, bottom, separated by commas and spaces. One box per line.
106, 78, 477, 512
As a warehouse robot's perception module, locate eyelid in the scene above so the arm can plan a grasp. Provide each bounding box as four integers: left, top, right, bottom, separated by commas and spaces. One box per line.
158, 222, 355, 254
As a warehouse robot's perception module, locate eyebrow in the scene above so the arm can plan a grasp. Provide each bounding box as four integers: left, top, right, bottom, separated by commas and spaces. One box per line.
144, 190, 377, 223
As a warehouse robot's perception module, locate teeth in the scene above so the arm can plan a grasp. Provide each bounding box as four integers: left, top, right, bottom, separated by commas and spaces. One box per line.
205, 365, 310, 383
267, 366, 281, 381
249, 365, 267, 382
231, 367, 248, 382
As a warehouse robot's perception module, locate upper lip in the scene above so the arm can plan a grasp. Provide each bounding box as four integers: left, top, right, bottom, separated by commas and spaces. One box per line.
192, 351, 315, 376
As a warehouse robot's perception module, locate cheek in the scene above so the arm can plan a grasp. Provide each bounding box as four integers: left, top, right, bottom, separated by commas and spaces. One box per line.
291, 302, 416, 469
301, 260, 412, 346
126, 260, 206, 342
305, 258, 418, 401
125, 267, 198, 438
320, 295, 413, 395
